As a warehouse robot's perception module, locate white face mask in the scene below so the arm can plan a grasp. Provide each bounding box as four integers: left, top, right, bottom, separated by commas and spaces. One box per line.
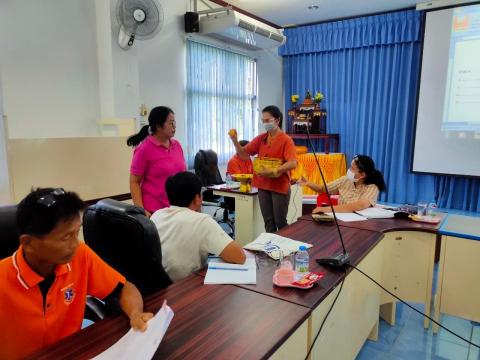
264, 122, 276, 132
347, 169, 359, 182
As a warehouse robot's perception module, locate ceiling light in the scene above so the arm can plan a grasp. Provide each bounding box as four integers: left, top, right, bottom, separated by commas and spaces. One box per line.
308, 5, 319, 10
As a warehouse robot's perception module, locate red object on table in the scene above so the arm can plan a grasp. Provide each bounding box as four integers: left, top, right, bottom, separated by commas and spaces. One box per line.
316, 193, 338, 207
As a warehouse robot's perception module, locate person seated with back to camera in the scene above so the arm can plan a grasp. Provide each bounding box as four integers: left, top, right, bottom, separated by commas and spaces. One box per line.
298, 155, 386, 213
0, 188, 153, 360
227, 140, 253, 175
150, 172, 246, 282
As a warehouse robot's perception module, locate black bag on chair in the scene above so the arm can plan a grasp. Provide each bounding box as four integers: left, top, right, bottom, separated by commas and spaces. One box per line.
83, 199, 171, 297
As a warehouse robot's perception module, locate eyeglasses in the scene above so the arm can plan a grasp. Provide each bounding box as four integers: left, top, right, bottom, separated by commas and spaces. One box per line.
37, 188, 65, 208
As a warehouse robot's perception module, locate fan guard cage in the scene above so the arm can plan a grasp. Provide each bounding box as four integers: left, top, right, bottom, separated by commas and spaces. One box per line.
116, 0, 164, 39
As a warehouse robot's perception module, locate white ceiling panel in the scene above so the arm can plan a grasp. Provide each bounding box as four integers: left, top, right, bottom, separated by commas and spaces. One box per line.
223, 0, 441, 27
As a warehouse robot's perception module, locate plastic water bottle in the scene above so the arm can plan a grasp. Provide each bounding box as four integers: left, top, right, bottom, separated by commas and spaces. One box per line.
295, 246, 309, 274
225, 173, 233, 188
427, 201, 437, 217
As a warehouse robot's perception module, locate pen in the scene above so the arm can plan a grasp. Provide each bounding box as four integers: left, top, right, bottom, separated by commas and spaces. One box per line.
209, 267, 249, 271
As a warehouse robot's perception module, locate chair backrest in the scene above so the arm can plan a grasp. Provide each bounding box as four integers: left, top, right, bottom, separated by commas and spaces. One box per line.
194, 149, 224, 186
0, 205, 19, 260
83, 199, 171, 297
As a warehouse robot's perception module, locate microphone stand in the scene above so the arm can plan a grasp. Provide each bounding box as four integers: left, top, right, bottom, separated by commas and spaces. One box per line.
304, 124, 350, 269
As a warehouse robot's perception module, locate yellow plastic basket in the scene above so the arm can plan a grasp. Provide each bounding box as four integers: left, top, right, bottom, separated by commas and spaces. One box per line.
253, 157, 283, 173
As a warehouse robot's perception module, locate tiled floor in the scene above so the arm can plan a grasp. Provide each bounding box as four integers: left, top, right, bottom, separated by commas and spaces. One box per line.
356, 302, 480, 359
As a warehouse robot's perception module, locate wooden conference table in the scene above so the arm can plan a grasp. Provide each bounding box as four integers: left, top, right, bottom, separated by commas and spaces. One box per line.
31, 214, 446, 360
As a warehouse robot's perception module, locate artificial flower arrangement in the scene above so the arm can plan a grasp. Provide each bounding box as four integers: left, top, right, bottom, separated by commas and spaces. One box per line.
291, 94, 300, 104
314, 91, 324, 103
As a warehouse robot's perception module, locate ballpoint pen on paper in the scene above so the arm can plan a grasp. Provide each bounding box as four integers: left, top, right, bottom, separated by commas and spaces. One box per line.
209, 267, 249, 271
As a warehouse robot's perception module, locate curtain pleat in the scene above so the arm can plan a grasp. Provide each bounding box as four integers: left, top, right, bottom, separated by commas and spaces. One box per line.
186, 41, 258, 167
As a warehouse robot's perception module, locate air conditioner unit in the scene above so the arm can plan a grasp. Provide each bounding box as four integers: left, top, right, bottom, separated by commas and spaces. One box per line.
198, 10, 286, 50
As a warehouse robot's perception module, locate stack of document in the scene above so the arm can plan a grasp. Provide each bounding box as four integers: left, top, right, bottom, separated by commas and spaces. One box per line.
325, 212, 367, 222
355, 207, 397, 219
320, 207, 397, 222
243, 233, 313, 260
204, 258, 256, 285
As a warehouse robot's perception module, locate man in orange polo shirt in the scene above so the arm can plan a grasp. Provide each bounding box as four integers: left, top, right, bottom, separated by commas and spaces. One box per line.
0, 188, 153, 359
227, 140, 253, 175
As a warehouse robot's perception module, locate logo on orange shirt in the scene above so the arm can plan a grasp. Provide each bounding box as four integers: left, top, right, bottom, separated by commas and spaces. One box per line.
62, 285, 75, 304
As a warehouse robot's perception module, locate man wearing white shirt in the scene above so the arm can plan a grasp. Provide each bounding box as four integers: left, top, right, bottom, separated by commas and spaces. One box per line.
151, 172, 246, 282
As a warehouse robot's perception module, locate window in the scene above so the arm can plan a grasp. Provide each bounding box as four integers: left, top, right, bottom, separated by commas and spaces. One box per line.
186, 40, 258, 167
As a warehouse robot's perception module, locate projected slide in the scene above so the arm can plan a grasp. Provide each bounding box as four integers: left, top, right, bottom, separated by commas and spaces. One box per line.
442, 6, 480, 134
413, 4, 480, 177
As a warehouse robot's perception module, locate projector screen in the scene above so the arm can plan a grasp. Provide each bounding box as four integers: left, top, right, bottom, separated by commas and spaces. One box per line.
412, 3, 480, 177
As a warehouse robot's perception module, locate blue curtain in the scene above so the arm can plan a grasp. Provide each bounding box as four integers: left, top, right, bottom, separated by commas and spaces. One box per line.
186, 40, 258, 167
281, 10, 479, 211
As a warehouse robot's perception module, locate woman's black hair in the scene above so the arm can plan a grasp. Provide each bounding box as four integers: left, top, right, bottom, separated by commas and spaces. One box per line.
262, 105, 283, 128
354, 155, 387, 192
127, 106, 174, 147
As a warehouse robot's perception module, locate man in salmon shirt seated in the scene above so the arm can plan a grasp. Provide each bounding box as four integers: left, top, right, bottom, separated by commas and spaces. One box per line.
0, 188, 153, 359
227, 140, 253, 175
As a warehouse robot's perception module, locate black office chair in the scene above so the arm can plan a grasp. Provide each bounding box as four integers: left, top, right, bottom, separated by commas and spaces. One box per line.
0, 204, 104, 321
0, 205, 19, 260
194, 149, 235, 237
83, 199, 171, 299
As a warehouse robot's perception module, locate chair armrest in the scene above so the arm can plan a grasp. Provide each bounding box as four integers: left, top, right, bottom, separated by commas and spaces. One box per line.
84, 296, 106, 322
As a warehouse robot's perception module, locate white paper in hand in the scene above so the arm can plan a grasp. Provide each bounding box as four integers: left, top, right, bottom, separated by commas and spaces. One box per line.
93, 301, 174, 360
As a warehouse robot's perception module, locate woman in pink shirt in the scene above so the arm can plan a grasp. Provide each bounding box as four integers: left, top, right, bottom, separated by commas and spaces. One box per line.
127, 106, 186, 216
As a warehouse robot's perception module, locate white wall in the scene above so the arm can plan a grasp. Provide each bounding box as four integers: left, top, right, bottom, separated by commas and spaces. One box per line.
256, 48, 284, 125
137, 1, 190, 145
0, 0, 101, 138
0, 0, 283, 146
0, 75, 12, 204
